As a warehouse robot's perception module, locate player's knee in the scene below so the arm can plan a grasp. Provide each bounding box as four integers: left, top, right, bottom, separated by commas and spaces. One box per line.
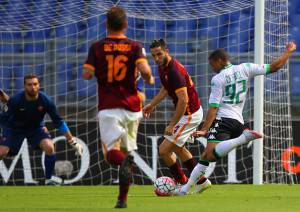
0, 147, 9, 158
42, 142, 55, 155
201, 150, 215, 161
159, 146, 171, 158
201, 151, 208, 161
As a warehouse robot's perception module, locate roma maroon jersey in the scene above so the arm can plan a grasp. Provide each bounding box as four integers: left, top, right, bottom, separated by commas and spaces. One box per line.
158, 58, 201, 114
84, 35, 147, 112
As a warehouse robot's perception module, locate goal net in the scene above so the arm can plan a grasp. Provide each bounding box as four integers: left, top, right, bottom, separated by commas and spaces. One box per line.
0, 0, 297, 185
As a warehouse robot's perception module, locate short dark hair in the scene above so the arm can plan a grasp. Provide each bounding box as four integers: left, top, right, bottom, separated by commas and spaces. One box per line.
24, 74, 39, 84
150, 38, 167, 50
208, 48, 230, 62
106, 6, 127, 31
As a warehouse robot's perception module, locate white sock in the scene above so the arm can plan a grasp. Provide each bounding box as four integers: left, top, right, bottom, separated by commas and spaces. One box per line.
215, 133, 248, 158
181, 162, 208, 193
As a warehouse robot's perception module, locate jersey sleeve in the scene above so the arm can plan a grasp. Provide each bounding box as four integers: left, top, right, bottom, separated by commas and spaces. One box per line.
83, 44, 96, 72
0, 98, 14, 127
243, 63, 271, 78
5, 97, 17, 116
208, 77, 223, 108
134, 43, 147, 66
169, 66, 187, 94
45, 96, 65, 130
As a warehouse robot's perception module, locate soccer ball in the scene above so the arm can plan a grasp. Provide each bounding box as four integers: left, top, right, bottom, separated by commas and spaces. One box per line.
154, 176, 176, 196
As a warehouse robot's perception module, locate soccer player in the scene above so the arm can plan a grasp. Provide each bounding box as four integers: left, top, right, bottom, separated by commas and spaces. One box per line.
82, 7, 154, 208
143, 39, 211, 193
0, 74, 83, 185
177, 41, 297, 195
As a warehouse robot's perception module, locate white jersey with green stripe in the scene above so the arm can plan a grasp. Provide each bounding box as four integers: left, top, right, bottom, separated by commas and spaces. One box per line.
209, 63, 270, 124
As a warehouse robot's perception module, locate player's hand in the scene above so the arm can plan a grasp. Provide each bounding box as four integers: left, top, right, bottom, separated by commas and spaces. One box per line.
147, 76, 155, 85
143, 103, 155, 118
164, 125, 174, 136
0, 89, 9, 103
286, 42, 296, 53
191, 130, 207, 138
68, 138, 83, 156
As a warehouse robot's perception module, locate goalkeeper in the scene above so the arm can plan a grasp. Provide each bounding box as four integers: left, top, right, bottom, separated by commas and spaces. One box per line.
0, 74, 83, 185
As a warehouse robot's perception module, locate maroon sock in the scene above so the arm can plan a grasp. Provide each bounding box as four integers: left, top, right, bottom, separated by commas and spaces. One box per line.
169, 161, 188, 184
106, 149, 126, 166
183, 158, 207, 184
106, 150, 131, 202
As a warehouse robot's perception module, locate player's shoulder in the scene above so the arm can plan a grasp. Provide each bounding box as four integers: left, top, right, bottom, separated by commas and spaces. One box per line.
38, 91, 53, 103
239, 63, 255, 69
211, 74, 225, 86
10, 91, 25, 101
171, 58, 186, 71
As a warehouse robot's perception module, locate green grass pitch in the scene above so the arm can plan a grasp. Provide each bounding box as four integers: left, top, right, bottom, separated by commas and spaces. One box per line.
1, 185, 300, 212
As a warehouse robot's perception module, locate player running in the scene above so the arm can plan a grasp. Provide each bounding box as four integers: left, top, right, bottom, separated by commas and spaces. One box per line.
177, 41, 297, 195
82, 6, 154, 208
0, 74, 83, 185
143, 39, 211, 194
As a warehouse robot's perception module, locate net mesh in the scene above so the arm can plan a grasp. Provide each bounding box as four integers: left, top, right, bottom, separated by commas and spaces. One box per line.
0, 0, 297, 185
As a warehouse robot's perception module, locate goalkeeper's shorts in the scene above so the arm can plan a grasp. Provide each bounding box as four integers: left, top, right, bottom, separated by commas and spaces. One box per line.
0, 127, 51, 156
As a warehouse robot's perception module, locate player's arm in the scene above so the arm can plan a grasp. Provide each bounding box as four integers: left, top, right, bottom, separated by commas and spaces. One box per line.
199, 107, 218, 133
269, 42, 296, 73
82, 44, 96, 80
46, 97, 83, 155
192, 78, 222, 138
82, 65, 95, 80
135, 44, 154, 85
0, 89, 9, 103
137, 61, 155, 85
143, 87, 168, 118
165, 87, 188, 135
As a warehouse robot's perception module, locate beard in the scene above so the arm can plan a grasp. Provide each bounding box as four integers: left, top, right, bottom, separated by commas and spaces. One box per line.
158, 57, 168, 68
26, 90, 38, 97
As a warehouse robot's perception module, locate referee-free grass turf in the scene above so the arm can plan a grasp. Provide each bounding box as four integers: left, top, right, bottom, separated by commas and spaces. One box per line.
0, 185, 299, 212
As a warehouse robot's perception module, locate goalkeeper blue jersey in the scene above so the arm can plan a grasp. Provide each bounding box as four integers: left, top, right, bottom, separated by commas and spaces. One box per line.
1, 91, 64, 132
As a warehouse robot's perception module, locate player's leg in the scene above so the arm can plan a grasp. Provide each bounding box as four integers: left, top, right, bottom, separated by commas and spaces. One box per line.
178, 142, 217, 194
114, 110, 143, 208
213, 129, 262, 158
0, 128, 25, 159
29, 127, 57, 185
159, 139, 188, 184
179, 118, 231, 194
173, 146, 210, 192
0, 145, 9, 160
180, 118, 262, 194
39, 138, 57, 184
165, 106, 209, 186
98, 109, 141, 208
98, 110, 127, 167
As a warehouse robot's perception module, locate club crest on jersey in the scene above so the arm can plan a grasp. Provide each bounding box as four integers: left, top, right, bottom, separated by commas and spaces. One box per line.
38, 106, 44, 112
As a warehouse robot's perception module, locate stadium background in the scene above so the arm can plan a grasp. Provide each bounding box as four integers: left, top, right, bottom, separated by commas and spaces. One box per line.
0, 0, 299, 185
